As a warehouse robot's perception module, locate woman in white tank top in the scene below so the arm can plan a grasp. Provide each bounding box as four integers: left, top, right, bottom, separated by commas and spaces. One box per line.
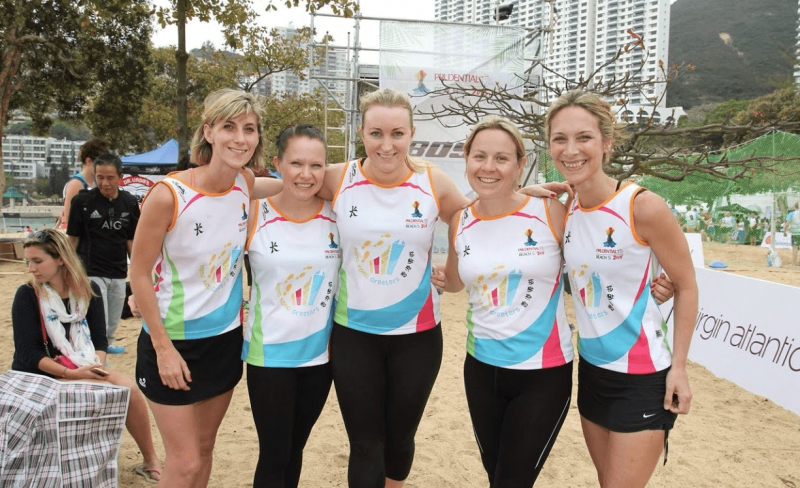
546, 90, 697, 487
130, 89, 261, 487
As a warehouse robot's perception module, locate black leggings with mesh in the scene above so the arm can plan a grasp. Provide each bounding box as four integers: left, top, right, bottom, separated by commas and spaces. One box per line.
464, 354, 573, 487
247, 363, 332, 488
330, 323, 443, 488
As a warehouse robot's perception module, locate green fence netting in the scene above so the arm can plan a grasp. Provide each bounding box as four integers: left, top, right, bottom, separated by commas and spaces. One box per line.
532, 130, 800, 255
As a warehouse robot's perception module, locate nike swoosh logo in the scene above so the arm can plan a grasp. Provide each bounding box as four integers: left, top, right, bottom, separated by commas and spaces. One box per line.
643, 413, 656, 418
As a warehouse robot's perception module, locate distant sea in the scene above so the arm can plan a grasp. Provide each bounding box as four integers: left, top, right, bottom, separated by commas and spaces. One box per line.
0, 216, 58, 233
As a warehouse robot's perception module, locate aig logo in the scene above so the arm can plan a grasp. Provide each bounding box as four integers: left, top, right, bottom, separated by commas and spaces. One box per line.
102, 220, 124, 230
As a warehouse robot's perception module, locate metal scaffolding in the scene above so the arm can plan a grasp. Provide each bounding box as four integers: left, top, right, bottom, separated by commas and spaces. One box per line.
307, 3, 556, 163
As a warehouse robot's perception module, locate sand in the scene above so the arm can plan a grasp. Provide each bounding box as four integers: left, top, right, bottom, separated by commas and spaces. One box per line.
2, 241, 799, 487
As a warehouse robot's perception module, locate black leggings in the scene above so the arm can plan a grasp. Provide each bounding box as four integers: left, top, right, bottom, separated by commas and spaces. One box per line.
247, 363, 332, 488
330, 323, 443, 488
464, 354, 573, 487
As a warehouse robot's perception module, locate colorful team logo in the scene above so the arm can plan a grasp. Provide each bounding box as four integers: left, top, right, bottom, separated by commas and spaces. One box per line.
524, 229, 537, 246
570, 264, 613, 318
355, 234, 405, 276
412, 70, 430, 95
518, 227, 544, 257
572, 265, 603, 308
411, 201, 423, 218
595, 227, 623, 260
200, 242, 242, 291
469, 264, 523, 311
328, 232, 339, 249
276, 266, 326, 312
603, 227, 616, 248
406, 201, 428, 228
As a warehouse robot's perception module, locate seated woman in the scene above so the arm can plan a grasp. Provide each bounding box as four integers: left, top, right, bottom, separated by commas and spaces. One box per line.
11, 229, 163, 483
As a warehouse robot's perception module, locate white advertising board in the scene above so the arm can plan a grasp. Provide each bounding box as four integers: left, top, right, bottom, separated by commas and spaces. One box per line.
664, 268, 800, 416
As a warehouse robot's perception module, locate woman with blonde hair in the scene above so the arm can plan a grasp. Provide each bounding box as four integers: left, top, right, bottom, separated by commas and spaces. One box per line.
12, 229, 162, 483
441, 115, 677, 487
130, 88, 260, 486
442, 115, 574, 486
546, 90, 696, 487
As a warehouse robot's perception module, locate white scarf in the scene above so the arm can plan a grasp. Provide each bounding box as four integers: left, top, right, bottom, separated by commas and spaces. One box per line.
37, 284, 99, 367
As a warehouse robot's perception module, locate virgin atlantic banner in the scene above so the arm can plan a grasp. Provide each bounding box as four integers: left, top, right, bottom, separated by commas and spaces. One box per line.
379, 21, 526, 196
664, 268, 800, 416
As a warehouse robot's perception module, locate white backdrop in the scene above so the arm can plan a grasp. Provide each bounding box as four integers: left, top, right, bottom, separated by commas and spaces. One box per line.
663, 265, 800, 416
379, 21, 526, 196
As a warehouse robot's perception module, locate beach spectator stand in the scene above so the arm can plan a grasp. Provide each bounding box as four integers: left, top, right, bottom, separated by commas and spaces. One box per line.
0, 371, 130, 488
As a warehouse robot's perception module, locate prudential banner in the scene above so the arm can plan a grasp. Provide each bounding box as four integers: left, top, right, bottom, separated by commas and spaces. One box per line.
379, 21, 526, 196
664, 268, 800, 416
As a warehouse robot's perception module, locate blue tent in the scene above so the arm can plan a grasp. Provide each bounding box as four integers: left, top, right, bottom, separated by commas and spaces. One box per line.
122, 139, 179, 174
122, 139, 179, 166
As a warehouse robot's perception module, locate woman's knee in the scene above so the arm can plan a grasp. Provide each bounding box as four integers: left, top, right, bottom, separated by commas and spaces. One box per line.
350, 439, 385, 462
169, 454, 204, 480
256, 437, 293, 470
197, 436, 218, 461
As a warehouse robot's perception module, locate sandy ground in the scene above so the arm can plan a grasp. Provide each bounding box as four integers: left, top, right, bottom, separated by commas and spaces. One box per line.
2, 241, 799, 487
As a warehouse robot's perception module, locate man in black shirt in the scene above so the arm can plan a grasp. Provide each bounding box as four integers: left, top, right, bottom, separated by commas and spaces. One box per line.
68, 153, 140, 354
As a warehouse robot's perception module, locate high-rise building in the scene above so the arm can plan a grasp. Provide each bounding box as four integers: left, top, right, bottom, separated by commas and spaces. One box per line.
268, 25, 349, 101
795, 0, 800, 86
1, 136, 83, 179
435, 0, 673, 112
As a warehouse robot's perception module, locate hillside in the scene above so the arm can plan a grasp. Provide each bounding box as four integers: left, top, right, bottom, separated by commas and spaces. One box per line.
668, 0, 797, 109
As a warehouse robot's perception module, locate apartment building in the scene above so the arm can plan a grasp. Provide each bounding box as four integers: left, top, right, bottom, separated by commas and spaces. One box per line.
269, 26, 349, 102
2, 136, 83, 179
435, 0, 674, 115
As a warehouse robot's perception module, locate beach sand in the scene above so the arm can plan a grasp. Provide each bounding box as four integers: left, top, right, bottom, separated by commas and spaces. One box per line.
2, 241, 799, 487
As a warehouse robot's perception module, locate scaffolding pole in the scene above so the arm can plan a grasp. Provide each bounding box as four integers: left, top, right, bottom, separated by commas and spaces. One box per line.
307, 5, 554, 164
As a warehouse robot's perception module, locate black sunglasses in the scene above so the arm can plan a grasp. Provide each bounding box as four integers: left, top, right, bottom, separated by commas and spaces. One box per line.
25, 230, 55, 244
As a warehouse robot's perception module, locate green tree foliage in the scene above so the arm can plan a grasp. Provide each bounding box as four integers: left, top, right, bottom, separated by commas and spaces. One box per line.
139, 46, 239, 147
6, 121, 32, 136
48, 163, 70, 197
151, 0, 358, 164
705, 99, 751, 125
260, 93, 347, 168
422, 31, 800, 186
231, 26, 330, 93
640, 130, 800, 208
699, 88, 800, 147
50, 121, 92, 141
0, 0, 152, 197
732, 88, 800, 136
32, 176, 50, 197
139, 45, 346, 166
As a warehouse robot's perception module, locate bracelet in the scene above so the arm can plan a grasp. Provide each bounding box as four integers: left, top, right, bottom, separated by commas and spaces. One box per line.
62, 366, 68, 379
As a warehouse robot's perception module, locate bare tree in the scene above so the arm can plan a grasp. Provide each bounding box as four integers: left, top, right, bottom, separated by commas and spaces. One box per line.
415, 30, 800, 183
